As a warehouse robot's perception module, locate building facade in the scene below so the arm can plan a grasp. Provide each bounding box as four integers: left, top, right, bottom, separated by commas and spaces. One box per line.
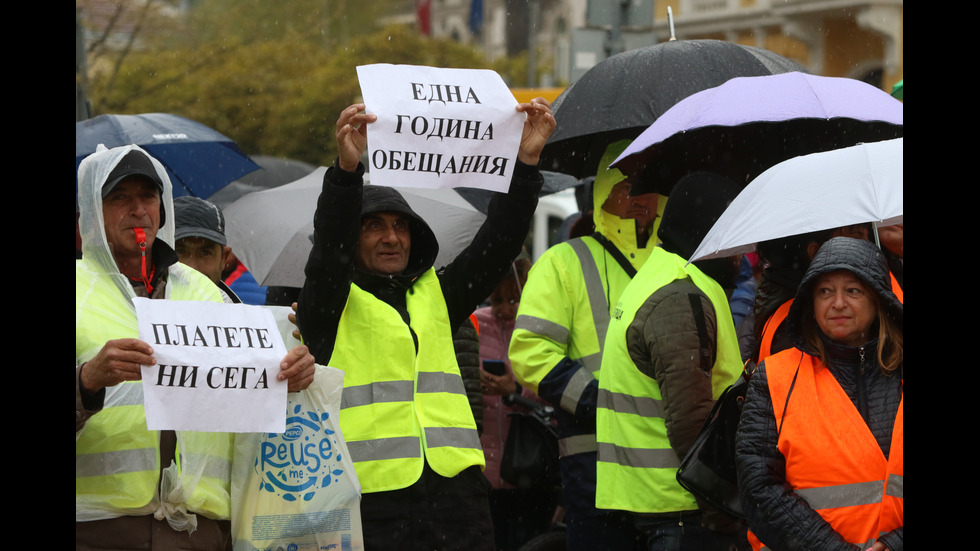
425, 0, 902, 92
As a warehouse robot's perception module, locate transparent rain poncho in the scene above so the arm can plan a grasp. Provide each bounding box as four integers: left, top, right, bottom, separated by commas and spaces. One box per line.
76, 144, 231, 532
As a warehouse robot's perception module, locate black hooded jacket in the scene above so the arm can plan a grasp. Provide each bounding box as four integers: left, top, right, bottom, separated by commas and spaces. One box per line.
297, 159, 543, 364
735, 237, 903, 551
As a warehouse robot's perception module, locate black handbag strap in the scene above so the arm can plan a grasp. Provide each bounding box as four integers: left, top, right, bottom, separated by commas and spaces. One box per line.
775, 356, 803, 445
591, 232, 637, 278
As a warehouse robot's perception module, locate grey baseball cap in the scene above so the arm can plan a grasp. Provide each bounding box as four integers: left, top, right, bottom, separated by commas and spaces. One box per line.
174, 196, 227, 246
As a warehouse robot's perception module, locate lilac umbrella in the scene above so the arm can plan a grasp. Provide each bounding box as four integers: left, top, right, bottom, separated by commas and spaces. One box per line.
610, 72, 904, 195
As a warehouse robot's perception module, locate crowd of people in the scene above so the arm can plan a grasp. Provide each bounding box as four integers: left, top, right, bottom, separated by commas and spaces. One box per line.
76, 89, 902, 551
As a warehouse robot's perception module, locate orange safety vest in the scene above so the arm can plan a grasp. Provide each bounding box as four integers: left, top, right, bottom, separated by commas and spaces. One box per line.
757, 273, 903, 362
748, 349, 903, 550
757, 300, 793, 361
890, 272, 903, 303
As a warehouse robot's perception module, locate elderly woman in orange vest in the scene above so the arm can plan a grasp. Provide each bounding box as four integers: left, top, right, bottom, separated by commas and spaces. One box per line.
735, 237, 903, 551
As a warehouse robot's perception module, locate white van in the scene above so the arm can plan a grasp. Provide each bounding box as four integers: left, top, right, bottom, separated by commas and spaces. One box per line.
526, 188, 580, 262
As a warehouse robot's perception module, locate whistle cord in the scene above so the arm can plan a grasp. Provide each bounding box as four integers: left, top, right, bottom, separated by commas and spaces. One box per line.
133, 228, 155, 295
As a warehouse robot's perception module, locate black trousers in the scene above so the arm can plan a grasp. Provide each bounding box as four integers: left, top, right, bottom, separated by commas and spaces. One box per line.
360, 462, 495, 551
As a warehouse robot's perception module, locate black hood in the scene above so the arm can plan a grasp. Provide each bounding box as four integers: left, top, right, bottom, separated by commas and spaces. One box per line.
784, 236, 903, 343
359, 184, 439, 279
658, 171, 742, 260
657, 171, 742, 286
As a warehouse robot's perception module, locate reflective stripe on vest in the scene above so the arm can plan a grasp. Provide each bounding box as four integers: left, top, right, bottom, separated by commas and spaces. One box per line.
331, 269, 484, 493
567, 239, 611, 373
749, 349, 903, 549
595, 247, 743, 513
513, 239, 609, 373
76, 261, 232, 522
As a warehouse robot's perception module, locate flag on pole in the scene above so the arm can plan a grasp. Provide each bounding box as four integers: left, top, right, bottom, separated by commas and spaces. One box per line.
417, 0, 431, 35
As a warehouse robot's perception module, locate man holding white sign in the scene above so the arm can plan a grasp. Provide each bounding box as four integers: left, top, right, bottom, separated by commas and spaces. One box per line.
75, 144, 316, 550
297, 66, 555, 551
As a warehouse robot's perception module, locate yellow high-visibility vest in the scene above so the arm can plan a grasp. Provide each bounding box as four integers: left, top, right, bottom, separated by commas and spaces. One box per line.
76, 260, 232, 522
596, 247, 742, 513
330, 268, 485, 493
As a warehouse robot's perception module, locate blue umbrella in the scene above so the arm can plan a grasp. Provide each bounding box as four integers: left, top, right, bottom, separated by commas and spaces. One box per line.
76, 113, 261, 199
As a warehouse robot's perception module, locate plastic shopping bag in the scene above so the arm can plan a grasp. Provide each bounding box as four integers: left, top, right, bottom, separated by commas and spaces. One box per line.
232, 308, 363, 550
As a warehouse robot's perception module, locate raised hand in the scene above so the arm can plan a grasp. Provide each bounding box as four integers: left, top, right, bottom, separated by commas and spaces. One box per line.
515, 97, 557, 166
336, 103, 377, 172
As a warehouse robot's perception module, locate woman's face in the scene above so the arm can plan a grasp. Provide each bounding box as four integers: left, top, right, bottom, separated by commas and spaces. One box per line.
812, 270, 878, 347
490, 280, 522, 321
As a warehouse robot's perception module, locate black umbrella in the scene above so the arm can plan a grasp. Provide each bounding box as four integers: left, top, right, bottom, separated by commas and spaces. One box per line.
539, 39, 807, 179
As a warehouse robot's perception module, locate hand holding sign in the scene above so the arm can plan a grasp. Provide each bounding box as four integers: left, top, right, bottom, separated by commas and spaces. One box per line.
515, 97, 556, 166
337, 103, 376, 172
135, 298, 290, 433
333, 99, 556, 173
79, 338, 156, 393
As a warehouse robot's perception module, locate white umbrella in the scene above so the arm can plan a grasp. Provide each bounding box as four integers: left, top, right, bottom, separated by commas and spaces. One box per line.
224, 167, 487, 288
689, 138, 902, 263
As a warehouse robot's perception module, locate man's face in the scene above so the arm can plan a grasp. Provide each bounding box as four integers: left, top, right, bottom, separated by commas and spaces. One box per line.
102, 177, 161, 258
175, 236, 228, 283
356, 212, 412, 275
601, 181, 659, 228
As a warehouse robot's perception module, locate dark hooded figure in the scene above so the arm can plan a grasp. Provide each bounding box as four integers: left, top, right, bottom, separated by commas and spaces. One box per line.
297, 100, 555, 551
736, 237, 903, 551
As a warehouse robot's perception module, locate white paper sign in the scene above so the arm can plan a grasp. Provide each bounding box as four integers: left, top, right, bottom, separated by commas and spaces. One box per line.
134, 297, 288, 433
356, 63, 524, 192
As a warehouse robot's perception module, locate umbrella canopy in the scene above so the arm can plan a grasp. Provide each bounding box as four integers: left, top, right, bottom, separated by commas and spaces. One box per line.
539, 39, 807, 179
688, 138, 903, 263
892, 79, 903, 100
454, 169, 580, 213
76, 113, 261, 199
223, 167, 487, 288
612, 72, 904, 196
207, 155, 317, 209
